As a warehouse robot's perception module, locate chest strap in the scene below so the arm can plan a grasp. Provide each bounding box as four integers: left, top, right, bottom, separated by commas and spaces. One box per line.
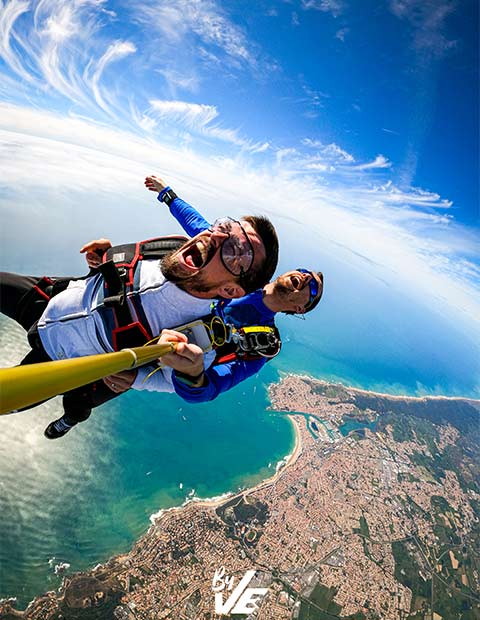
98, 235, 187, 350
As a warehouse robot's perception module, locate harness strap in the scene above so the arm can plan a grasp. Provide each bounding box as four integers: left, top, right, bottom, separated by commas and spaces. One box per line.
99, 235, 187, 350
94, 235, 283, 362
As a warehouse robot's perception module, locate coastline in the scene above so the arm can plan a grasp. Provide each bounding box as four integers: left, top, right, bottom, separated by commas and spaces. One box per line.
148, 413, 303, 523
149, 367, 478, 530
275, 371, 480, 404
3, 375, 479, 618
139, 373, 480, 565
1, 390, 303, 612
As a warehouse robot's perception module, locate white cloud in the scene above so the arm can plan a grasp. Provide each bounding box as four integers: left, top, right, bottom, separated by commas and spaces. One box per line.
351, 154, 391, 170
301, 0, 344, 17
298, 84, 330, 118
156, 68, 200, 95
248, 141, 270, 154
34, 1, 103, 104
389, 0, 457, 58
134, 0, 258, 70
289, 140, 354, 172
304, 162, 332, 172
86, 40, 137, 115
321, 142, 354, 162
1, 103, 478, 340
335, 27, 349, 41
0, 0, 32, 82
149, 100, 219, 130
0, 0, 274, 146
147, 99, 265, 149
0, 0, 137, 117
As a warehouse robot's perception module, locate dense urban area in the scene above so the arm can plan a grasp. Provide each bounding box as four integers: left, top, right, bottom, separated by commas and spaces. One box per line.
1, 377, 479, 620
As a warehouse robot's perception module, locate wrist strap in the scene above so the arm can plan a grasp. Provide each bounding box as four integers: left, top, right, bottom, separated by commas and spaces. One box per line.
158, 186, 178, 206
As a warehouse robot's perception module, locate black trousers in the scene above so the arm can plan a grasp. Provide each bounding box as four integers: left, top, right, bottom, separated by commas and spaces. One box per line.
0, 272, 122, 423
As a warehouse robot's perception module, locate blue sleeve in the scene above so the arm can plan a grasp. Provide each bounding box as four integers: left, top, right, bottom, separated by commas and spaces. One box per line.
172, 358, 267, 403
158, 194, 211, 237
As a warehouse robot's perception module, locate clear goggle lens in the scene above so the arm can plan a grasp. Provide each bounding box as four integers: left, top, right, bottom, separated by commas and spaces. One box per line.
210, 217, 254, 277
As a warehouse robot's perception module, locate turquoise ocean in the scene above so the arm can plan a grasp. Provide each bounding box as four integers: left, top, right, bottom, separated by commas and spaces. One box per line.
1, 289, 479, 607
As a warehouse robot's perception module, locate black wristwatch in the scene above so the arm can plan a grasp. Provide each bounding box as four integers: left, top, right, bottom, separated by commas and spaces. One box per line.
159, 186, 178, 206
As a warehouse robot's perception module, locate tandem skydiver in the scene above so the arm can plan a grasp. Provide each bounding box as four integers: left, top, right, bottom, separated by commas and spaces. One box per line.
0, 175, 324, 439
0, 185, 279, 437
98, 175, 324, 406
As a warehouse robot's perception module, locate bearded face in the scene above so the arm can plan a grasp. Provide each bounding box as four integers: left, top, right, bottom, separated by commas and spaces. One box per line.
272, 274, 293, 297
160, 221, 266, 298
161, 232, 224, 294
271, 270, 322, 314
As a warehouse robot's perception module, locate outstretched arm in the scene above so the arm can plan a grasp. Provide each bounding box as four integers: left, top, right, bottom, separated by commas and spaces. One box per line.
145, 175, 211, 236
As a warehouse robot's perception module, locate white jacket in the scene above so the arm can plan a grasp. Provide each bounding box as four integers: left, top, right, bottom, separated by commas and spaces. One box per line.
37, 261, 214, 392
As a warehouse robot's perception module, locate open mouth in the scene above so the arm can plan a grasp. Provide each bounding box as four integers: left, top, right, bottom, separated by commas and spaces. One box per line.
178, 238, 209, 271
290, 274, 301, 290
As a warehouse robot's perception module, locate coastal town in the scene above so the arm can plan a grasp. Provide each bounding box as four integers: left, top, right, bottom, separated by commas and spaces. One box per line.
1, 376, 478, 620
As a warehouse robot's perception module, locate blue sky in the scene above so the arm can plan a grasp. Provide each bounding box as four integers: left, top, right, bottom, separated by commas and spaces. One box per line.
0, 0, 479, 393
1, 0, 477, 221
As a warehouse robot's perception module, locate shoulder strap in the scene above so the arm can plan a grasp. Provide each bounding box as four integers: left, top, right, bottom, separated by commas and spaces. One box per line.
104, 234, 188, 269
99, 234, 189, 350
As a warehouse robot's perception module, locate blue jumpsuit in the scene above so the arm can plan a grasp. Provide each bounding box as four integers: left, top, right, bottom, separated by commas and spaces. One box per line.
164, 195, 277, 403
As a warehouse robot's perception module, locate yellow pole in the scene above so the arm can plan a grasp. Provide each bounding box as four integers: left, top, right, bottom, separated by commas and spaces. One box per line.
0, 342, 175, 415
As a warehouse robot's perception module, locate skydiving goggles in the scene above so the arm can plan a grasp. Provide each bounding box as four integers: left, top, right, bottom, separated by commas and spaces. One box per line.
297, 268, 321, 311
209, 217, 255, 277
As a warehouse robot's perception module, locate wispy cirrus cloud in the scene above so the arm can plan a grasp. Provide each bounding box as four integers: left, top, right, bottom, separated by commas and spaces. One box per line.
301, 0, 344, 17
0, 0, 274, 134
279, 142, 393, 178
149, 100, 219, 131
33, 0, 106, 105
0, 1, 271, 150
145, 99, 270, 151
302, 139, 354, 162
133, 0, 259, 71
351, 154, 392, 170
298, 83, 331, 119
156, 68, 200, 97
390, 0, 457, 60
0, 0, 130, 112
1, 103, 477, 334
0, 0, 32, 82
85, 40, 137, 115
335, 27, 349, 41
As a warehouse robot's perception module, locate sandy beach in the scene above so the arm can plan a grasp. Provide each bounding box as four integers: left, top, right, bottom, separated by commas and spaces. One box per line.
150, 413, 303, 521
278, 372, 480, 404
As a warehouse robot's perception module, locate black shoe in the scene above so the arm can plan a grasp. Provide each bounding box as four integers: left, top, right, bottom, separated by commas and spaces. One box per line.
44, 417, 75, 439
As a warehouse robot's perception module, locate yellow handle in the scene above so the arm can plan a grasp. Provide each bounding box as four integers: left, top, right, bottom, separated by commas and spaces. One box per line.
0, 342, 175, 415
